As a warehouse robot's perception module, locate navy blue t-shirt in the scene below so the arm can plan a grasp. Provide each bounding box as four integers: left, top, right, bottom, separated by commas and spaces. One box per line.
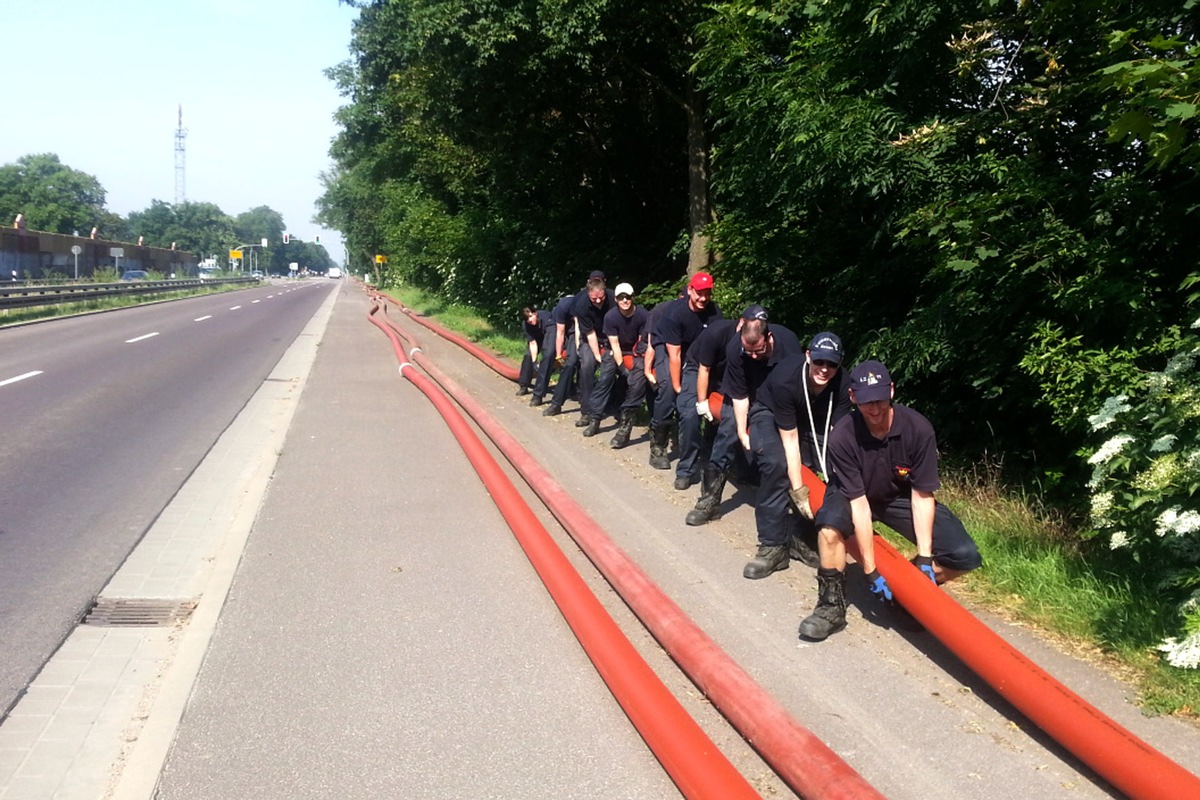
523, 310, 552, 343
684, 318, 738, 389
827, 403, 940, 506
572, 287, 616, 337
757, 354, 852, 436
603, 305, 649, 353
658, 297, 723, 358
721, 323, 801, 402
552, 295, 576, 337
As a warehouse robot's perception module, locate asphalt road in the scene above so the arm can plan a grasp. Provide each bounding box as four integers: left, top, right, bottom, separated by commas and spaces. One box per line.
4, 280, 1200, 798
0, 280, 336, 718
155, 284, 1200, 798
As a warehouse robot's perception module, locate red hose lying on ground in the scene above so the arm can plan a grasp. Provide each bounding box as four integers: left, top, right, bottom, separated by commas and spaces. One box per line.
372, 298, 883, 800
394, 302, 520, 381
381, 287, 1200, 800
367, 302, 759, 800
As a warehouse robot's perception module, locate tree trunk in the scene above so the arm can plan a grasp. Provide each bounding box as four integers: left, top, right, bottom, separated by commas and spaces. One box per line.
685, 75, 715, 275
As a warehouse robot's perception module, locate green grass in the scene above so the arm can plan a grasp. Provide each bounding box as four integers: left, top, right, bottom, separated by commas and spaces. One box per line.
941, 476, 1200, 718
382, 282, 1200, 719
379, 283, 526, 362
0, 282, 250, 328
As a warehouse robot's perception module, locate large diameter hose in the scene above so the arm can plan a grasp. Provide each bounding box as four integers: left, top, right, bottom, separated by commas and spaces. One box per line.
375, 305, 883, 800
367, 305, 759, 800
849, 534, 1200, 800
384, 288, 1200, 800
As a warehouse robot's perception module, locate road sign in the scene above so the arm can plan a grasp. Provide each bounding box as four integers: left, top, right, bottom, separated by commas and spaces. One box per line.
375, 254, 387, 264
70, 245, 82, 255
109, 248, 124, 258
230, 249, 243, 260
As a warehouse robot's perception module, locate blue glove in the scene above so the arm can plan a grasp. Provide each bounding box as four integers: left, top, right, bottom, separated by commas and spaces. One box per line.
865, 570, 892, 602
912, 555, 937, 585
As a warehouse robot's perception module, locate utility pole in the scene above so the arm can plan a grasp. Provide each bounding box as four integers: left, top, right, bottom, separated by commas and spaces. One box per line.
174, 104, 187, 206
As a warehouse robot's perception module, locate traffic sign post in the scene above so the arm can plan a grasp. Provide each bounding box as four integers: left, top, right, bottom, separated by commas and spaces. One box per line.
71, 245, 82, 280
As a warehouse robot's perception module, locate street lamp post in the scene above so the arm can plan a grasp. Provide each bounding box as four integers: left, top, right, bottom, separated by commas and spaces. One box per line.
230, 238, 269, 274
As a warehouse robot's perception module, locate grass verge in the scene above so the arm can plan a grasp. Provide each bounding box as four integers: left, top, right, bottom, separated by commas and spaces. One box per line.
381, 281, 1200, 719
0, 282, 250, 328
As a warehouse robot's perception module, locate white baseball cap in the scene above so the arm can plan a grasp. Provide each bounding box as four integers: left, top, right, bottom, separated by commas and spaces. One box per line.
614, 282, 635, 297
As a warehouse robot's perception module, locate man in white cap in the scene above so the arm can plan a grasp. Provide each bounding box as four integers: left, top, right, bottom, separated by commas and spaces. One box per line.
581, 282, 649, 444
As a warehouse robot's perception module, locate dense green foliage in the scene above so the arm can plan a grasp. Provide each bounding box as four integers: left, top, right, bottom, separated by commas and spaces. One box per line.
321, 0, 1198, 486
0, 153, 119, 236
0, 154, 336, 275
315, 1, 1198, 662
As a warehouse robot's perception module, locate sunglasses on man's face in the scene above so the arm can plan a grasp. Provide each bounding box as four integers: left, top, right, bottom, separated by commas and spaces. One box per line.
616, 294, 632, 301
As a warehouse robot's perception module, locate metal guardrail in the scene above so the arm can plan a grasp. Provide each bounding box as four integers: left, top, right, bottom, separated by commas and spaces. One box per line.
0, 278, 258, 311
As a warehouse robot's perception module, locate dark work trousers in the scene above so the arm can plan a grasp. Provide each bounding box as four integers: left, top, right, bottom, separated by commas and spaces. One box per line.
550, 335, 580, 408
709, 399, 739, 473
747, 406, 791, 547
650, 344, 677, 431
530, 327, 558, 400
620, 354, 649, 412
590, 352, 649, 419
577, 339, 603, 417
674, 364, 703, 481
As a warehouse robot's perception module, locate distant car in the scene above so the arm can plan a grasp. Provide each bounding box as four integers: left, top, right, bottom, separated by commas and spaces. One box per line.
251, 270, 264, 279
120, 270, 149, 282
327, 267, 343, 279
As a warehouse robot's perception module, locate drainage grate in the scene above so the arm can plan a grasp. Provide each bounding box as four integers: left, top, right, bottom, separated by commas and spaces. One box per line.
83, 598, 197, 627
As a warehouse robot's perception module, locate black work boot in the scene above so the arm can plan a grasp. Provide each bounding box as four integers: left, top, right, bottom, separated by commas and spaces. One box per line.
743, 544, 789, 579
515, 385, 531, 397
610, 409, 636, 449
575, 412, 591, 427
542, 402, 562, 417
529, 395, 544, 407
788, 526, 820, 568
648, 424, 671, 470
798, 568, 848, 641
685, 464, 727, 526
581, 416, 602, 437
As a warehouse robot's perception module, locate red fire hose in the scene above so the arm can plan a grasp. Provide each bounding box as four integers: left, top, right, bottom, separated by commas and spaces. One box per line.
372, 299, 883, 800
367, 302, 758, 799
380, 287, 1200, 800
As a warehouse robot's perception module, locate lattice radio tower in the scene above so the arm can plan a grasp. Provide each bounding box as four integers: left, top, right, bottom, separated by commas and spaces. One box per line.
174, 104, 187, 206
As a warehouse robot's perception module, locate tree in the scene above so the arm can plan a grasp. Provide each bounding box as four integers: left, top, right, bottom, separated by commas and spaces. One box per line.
128, 200, 238, 265
0, 153, 109, 235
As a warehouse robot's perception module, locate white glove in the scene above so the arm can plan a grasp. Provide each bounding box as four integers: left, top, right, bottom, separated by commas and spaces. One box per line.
696, 399, 713, 422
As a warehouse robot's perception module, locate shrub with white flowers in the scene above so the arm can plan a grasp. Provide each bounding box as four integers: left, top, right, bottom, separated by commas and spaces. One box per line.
1085, 321, 1200, 667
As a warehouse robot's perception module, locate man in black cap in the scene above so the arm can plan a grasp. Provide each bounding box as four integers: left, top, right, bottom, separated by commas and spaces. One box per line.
797, 359, 983, 641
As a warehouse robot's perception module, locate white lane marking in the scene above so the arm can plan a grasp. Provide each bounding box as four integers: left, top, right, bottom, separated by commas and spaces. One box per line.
126, 332, 160, 344
251, 299, 261, 304
229, 305, 242, 310
194, 315, 213, 322
0, 370, 43, 387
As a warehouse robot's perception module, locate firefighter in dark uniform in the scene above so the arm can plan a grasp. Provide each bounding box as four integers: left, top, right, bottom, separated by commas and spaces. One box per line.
582, 282, 649, 443
742, 333, 851, 578
797, 359, 982, 641
652, 272, 722, 488
517, 306, 554, 398
683, 317, 740, 525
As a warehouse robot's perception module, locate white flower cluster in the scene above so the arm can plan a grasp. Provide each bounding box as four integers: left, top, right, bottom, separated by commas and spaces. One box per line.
1087, 394, 1130, 432
1159, 507, 1200, 537
1108, 530, 1130, 549
1159, 631, 1200, 669
1088, 434, 1134, 465
1150, 434, 1178, 453
1089, 489, 1113, 525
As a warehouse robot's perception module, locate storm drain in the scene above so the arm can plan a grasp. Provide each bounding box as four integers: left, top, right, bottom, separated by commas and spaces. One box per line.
83, 598, 197, 627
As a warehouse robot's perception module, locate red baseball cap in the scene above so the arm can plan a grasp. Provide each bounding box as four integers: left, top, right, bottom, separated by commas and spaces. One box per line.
689, 272, 714, 291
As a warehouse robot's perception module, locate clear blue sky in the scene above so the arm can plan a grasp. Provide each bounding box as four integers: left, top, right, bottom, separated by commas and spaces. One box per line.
0, 0, 360, 264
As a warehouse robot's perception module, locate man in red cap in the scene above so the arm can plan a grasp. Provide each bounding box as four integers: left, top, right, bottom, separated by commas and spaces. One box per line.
648, 271, 722, 487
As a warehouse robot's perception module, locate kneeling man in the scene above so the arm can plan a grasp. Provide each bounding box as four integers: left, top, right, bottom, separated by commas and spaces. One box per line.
799, 360, 982, 641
